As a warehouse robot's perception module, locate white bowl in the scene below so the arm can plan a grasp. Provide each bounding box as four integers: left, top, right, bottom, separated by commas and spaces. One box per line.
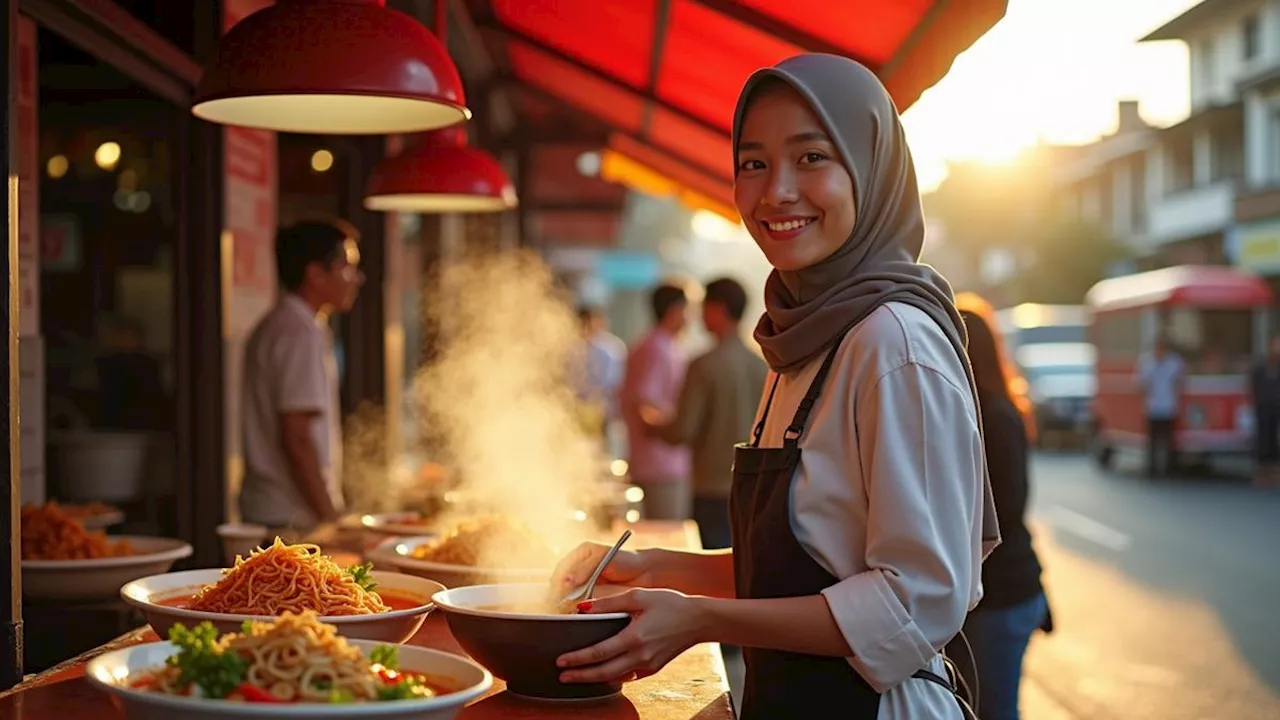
365, 536, 551, 589
121, 569, 444, 644
215, 523, 269, 566
340, 512, 436, 538
85, 638, 492, 720
21, 536, 193, 601
79, 508, 126, 530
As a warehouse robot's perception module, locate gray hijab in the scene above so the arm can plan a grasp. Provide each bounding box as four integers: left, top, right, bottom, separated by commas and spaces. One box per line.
733, 53, 1000, 556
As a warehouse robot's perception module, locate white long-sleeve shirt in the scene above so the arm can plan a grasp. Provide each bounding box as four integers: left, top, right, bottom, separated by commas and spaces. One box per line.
751, 302, 986, 719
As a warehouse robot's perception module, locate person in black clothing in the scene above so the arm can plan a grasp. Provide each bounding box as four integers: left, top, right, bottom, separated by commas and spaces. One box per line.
946, 307, 1050, 720
1250, 337, 1280, 487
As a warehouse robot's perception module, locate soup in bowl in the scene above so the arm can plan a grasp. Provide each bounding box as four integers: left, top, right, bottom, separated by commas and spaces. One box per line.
431, 583, 631, 701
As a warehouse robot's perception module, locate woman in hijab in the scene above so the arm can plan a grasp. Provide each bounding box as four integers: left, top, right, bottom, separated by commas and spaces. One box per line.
949, 296, 1050, 720
551, 53, 998, 719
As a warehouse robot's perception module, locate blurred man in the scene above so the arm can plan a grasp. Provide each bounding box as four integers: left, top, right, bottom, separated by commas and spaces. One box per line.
642, 277, 768, 549
1250, 337, 1280, 487
620, 283, 692, 520
1137, 334, 1184, 478
239, 220, 364, 531
576, 304, 627, 435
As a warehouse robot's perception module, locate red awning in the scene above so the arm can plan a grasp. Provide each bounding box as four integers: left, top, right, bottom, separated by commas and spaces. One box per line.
481, 0, 1007, 208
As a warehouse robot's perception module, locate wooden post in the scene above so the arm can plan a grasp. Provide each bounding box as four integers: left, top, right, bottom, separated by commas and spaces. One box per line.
0, 0, 24, 689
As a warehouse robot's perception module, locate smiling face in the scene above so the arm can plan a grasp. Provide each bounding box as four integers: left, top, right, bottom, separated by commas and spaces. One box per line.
734, 84, 857, 272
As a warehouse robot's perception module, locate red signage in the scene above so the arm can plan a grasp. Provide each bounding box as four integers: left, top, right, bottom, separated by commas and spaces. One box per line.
223, 0, 279, 316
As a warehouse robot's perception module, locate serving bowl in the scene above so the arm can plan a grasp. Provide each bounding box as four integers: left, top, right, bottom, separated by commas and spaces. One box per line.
366, 536, 552, 588
431, 583, 631, 701
121, 569, 444, 644
341, 512, 437, 538
21, 536, 193, 601
85, 638, 492, 720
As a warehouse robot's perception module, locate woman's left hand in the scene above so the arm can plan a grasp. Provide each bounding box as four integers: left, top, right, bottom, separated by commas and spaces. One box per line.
556, 588, 706, 684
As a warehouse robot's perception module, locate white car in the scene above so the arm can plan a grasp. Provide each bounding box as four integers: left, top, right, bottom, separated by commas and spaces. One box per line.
1017, 343, 1097, 443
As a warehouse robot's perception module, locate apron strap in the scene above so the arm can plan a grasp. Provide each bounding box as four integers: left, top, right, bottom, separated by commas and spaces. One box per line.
783, 339, 846, 448
750, 373, 783, 448
912, 668, 980, 720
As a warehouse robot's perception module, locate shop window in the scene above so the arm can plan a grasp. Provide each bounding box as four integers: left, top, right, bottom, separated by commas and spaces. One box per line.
1092, 311, 1143, 360
1167, 307, 1257, 373
1243, 14, 1260, 61
38, 29, 179, 532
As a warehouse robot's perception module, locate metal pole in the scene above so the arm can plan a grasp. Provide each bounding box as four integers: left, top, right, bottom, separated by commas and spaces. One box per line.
0, 0, 25, 690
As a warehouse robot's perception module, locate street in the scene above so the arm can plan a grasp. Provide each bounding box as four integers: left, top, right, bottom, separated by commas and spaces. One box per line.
1024, 451, 1280, 720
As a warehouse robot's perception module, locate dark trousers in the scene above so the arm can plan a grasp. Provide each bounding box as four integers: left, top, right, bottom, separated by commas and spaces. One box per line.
1146, 417, 1177, 477
1256, 410, 1280, 463
692, 496, 731, 550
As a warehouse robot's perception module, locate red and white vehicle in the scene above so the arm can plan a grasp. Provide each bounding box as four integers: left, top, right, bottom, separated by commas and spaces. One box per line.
1086, 265, 1272, 469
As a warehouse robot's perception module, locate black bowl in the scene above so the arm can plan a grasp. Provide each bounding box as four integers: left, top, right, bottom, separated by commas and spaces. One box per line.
432, 583, 631, 701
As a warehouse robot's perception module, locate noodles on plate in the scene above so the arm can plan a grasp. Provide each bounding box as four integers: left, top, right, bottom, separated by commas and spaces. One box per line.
137, 611, 446, 703
410, 515, 557, 569
20, 502, 135, 560
188, 538, 389, 616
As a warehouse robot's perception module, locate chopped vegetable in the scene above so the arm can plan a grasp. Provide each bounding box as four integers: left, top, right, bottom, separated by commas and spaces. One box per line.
369, 644, 398, 670
233, 682, 286, 703
166, 622, 247, 699
376, 672, 437, 701
347, 562, 378, 592
328, 687, 356, 703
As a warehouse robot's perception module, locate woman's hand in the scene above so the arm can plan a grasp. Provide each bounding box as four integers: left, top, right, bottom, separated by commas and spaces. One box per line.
550, 542, 654, 593
556, 589, 706, 683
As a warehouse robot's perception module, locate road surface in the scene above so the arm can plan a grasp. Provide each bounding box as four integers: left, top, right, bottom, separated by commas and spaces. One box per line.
1025, 451, 1280, 719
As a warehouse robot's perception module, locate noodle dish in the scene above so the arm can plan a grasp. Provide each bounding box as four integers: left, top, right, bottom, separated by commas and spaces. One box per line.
20, 501, 192, 601
122, 539, 445, 644
366, 516, 565, 588
85, 611, 492, 720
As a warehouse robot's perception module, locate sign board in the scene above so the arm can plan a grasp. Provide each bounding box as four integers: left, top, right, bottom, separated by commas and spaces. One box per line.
1235, 218, 1280, 276
17, 16, 39, 337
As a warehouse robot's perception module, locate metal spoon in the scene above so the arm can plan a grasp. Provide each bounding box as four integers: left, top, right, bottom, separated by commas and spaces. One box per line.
557, 528, 633, 611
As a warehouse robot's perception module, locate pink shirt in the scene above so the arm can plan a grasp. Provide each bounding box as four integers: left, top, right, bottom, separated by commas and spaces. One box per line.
621, 329, 691, 484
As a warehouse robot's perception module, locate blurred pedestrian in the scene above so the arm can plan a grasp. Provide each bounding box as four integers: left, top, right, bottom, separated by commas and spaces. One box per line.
1137, 335, 1185, 477
946, 300, 1051, 720
641, 277, 768, 549
620, 284, 693, 520
1249, 336, 1280, 487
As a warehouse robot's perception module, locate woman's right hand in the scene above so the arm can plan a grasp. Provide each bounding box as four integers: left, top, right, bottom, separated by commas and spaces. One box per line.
550, 541, 653, 593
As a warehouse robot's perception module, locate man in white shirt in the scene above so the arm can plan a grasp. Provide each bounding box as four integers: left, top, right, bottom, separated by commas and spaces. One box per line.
1137, 335, 1185, 477
239, 220, 364, 531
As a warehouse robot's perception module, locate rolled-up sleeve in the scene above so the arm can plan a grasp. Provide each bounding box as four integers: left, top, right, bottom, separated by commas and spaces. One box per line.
819, 361, 984, 692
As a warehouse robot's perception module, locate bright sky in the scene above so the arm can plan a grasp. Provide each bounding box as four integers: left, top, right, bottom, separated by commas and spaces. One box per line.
901, 0, 1206, 192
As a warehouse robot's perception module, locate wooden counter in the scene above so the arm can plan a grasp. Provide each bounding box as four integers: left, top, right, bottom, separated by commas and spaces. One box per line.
0, 521, 736, 720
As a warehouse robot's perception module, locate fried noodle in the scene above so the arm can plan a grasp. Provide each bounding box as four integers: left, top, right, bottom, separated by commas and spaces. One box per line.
410, 514, 557, 569
155, 611, 393, 702
188, 538, 389, 616
20, 502, 134, 560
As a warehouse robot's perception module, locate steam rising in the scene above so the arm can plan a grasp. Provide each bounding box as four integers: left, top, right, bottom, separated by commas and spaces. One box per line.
410, 250, 603, 568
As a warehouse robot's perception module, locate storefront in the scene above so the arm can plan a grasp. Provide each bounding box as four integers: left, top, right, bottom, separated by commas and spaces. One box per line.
1, 0, 1012, 691
1232, 215, 1280, 319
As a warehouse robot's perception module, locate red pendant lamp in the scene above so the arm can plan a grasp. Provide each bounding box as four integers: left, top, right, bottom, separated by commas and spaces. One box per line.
364, 127, 517, 213
362, 0, 515, 213
193, 0, 469, 135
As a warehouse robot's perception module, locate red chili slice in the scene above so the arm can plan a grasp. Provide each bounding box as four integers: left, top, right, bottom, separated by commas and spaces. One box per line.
233, 682, 288, 703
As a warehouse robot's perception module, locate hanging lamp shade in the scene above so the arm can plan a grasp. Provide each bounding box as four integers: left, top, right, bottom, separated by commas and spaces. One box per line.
193, 0, 469, 135
364, 127, 518, 213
